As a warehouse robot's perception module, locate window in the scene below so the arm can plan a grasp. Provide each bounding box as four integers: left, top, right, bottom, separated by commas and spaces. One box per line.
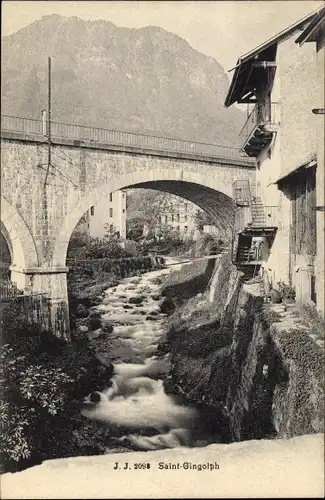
171, 214, 174, 222
122, 192, 125, 198
109, 224, 114, 232
184, 225, 188, 233
176, 213, 180, 222
184, 214, 188, 222
109, 193, 113, 202
176, 225, 180, 232
123, 209, 125, 213
109, 208, 113, 218
90, 206, 94, 216
165, 215, 168, 223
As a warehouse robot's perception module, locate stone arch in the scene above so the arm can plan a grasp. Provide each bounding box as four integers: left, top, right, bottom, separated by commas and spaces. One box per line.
52, 168, 237, 267
0, 195, 39, 269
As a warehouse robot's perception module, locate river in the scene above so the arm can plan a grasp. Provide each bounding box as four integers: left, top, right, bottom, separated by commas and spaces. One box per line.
79, 260, 225, 452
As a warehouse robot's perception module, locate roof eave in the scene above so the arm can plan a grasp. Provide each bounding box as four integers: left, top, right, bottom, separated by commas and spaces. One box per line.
224, 60, 242, 107
295, 8, 325, 45
224, 6, 323, 108
274, 156, 317, 186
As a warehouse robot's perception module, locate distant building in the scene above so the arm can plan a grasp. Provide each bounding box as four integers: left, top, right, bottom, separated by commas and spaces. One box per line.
155, 196, 198, 240
74, 190, 127, 240
203, 225, 220, 237
225, 6, 325, 315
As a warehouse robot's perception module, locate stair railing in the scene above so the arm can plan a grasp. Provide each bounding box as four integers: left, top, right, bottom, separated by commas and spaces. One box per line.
231, 179, 256, 261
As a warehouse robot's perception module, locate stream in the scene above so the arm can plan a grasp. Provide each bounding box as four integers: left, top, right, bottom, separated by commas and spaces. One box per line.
80, 260, 225, 452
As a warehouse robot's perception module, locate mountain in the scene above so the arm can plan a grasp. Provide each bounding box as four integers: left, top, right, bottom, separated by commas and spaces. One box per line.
1, 14, 245, 145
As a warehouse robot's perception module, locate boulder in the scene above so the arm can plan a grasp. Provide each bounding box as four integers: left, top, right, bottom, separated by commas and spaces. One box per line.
129, 296, 144, 305
148, 310, 159, 316
87, 328, 103, 340
76, 304, 90, 318
89, 316, 102, 330
146, 315, 159, 321
102, 324, 114, 334
159, 297, 176, 315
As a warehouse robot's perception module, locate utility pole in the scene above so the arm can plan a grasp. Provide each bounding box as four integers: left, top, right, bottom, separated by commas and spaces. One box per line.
42, 56, 52, 255
44, 56, 52, 187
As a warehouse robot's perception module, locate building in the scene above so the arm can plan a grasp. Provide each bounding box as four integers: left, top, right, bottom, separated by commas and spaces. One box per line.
296, 8, 325, 316
225, 7, 325, 315
155, 195, 198, 240
73, 190, 127, 241
89, 190, 127, 239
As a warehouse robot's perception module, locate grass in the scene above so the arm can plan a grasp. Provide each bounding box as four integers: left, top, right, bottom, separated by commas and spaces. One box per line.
293, 303, 325, 340
262, 308, 282, 326
168, 296, 217, 331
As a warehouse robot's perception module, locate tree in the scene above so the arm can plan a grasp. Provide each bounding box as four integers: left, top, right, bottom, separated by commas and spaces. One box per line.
194, 210, 216, 230
126, 189, 177, 241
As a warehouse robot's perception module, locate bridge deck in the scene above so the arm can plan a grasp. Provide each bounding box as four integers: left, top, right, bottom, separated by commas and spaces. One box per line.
1, 115, 255, 167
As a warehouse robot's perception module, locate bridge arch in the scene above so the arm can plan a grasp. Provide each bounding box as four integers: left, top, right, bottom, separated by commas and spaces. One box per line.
52, 168, 237, 267
0, 195, 39, 270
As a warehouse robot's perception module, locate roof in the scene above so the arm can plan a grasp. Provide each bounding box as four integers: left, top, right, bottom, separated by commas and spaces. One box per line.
225, 6, 324, 107
273, 153, 317, 186
295, 6, 325, 45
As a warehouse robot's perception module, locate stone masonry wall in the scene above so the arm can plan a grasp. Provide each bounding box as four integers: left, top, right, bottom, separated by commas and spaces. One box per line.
1, 137, 254, 268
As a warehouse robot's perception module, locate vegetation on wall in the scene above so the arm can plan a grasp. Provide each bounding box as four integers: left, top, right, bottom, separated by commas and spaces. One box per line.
0, 233, 11, 280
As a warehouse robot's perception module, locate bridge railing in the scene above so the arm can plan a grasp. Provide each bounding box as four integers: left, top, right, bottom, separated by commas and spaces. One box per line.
1, 114, 254, 163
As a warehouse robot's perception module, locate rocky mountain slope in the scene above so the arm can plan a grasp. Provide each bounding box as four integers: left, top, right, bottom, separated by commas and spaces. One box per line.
1, 14, 245, 145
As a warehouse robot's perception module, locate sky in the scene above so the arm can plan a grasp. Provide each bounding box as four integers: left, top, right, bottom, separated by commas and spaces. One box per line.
2, 0, 323, 70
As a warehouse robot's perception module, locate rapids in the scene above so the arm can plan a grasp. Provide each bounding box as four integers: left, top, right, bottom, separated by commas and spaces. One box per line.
80, 260, 216, 451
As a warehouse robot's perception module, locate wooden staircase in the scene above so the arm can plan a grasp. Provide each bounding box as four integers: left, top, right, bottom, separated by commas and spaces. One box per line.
236, 235, 252, 262
232, 180, 278, 267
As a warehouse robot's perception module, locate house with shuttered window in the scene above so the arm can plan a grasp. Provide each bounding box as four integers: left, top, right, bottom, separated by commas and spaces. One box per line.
225, 6, 325, 315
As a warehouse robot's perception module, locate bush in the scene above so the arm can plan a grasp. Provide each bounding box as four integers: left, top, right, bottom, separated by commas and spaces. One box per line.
0, 344, 74, 469
68, 236, 131, 261
276, 281, 296, 302
0, 300, 113, 473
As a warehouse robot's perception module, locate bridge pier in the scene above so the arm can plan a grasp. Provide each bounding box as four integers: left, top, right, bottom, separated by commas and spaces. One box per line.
10, 266, 70, 341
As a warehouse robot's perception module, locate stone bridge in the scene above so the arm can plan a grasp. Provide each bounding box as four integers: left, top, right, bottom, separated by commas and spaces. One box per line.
1, 115, 255, 337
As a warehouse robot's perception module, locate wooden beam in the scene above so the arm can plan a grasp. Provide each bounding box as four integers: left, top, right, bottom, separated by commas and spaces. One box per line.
240, 90, 255, 100
238, 97, 257, 104
252, 61, 277, 68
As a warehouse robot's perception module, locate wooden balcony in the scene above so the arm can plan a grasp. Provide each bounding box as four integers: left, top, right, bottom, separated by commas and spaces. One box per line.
233, 179, 252, 206
235, 204, 278, 235
239, 102, 280, 157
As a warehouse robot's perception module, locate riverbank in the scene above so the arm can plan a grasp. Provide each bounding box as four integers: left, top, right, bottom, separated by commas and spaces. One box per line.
163, 248, 324, 443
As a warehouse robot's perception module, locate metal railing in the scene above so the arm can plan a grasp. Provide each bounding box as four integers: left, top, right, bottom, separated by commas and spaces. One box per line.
1, 114, 254, 163
251, 205, 278, 228
232, 179, 252, 206
239, 102, 280, 151
233, 178, 278, 234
